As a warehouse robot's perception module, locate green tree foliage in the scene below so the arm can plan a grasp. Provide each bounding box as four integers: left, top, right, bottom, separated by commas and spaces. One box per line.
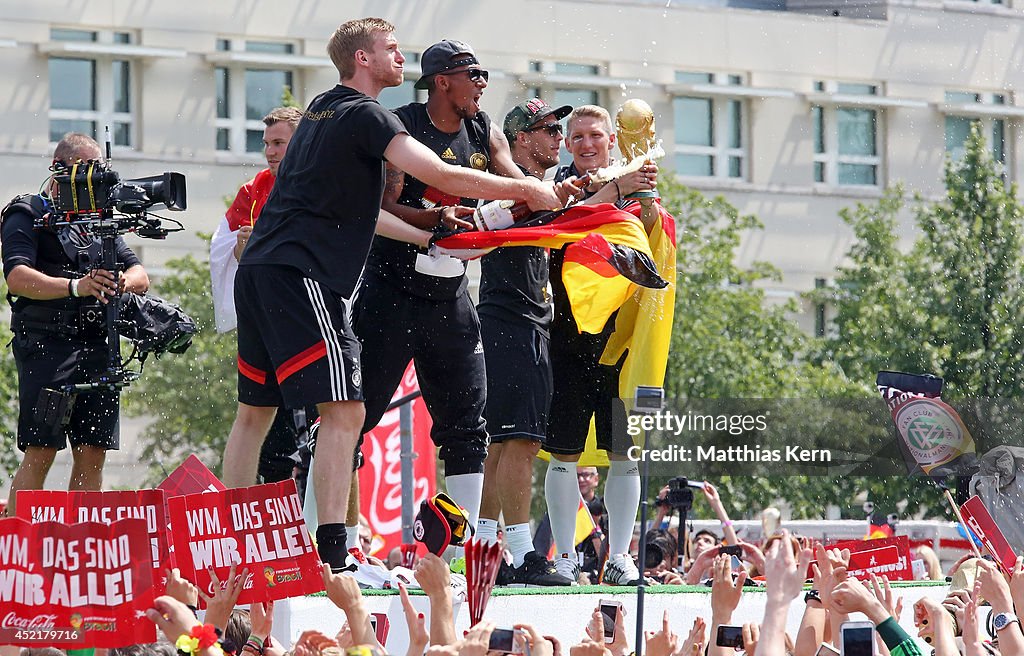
121, 244, 237, 483
810, 124, 1024, 518
0, 282, 21, 484
821, 125, 1024, 398
656, 177, 960, 520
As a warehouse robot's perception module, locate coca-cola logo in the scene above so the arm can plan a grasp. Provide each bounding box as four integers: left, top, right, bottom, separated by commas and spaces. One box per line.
362, 366, 435, 553
2, 612, 58, 630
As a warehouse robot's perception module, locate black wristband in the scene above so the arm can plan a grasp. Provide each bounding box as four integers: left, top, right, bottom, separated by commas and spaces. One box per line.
804, 589, 822, 604
68, 279, 74, 297
612, 180, 622, 201
186, 603, 199, 617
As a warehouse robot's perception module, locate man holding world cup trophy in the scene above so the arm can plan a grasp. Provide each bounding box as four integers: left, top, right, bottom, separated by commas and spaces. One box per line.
543, 101, 673, 585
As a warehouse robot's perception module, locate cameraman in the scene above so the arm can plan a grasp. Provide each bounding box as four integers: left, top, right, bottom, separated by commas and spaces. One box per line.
1, 132, 149, 515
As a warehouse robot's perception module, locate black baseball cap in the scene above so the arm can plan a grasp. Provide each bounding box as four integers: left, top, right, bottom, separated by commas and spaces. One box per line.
414, 39, 479, 89
503, 98, 573, 141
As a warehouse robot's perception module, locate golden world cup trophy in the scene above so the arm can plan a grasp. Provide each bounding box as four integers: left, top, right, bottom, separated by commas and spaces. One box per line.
615, 99, 660, 199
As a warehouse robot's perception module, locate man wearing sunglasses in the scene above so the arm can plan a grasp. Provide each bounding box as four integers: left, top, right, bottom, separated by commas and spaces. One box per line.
354, 39, 525, 552
475, 99, 575, 586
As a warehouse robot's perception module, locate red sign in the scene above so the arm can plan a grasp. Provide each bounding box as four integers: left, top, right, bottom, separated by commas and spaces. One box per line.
15, 489, 172, 596
158, 454, 227, 498
0, 517, 156, 648
167, 479, 323, 604
360, 364, 437, 557
960, 495, 1017, 573
829, 535, 913, 581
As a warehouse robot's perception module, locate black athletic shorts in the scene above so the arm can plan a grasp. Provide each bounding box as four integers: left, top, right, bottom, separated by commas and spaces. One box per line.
544, 330, 628, 456
354, 273, 488, 476
481, 317, 551, 443
235, 264, 362, 408
13, 331, 119, 452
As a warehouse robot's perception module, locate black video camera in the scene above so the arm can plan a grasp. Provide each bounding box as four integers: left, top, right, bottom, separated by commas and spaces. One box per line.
665, 476, 695, 512
48, 160, 186, 239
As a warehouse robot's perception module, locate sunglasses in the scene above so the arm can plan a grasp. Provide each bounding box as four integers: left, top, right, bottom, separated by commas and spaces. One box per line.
525, 123, 563, 137
436, 68, 489, 82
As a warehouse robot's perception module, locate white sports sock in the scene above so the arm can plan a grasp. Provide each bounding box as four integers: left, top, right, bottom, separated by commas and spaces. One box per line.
605, 460, 641, 557
505, 523, 533, 567
477, 518, 499, 545
445, 472, 484, 529
345, 525, 360, 553
545, 459, 583, 557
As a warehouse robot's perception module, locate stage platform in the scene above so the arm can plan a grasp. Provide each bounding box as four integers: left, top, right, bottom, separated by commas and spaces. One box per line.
270, 582, 950, 654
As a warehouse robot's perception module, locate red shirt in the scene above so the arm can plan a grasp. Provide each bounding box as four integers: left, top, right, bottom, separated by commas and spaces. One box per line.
225, 168, 275, 231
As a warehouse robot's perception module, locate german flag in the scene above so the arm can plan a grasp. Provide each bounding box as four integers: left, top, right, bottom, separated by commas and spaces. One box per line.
432, 203, 668, 333
601, 201, 677, 400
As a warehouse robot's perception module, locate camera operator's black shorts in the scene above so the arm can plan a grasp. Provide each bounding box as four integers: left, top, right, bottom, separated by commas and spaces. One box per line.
235, 264, 362, 408
13, 332, 119, 452
544, 331, 628, 456
481, 317, 551, 443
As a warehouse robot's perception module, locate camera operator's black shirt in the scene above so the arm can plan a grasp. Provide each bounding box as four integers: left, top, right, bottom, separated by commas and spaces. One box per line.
477, 165, 553, 330
363, 103, 492, 300
1, 194, 140, 312
241, 84, 406, 297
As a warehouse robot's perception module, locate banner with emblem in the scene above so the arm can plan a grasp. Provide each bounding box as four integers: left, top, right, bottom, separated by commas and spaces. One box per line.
360, 363, 437, 558
15, 489, 171, 597
167, 479, 323, 603
0, 517, 156, 648
876, 371, 978, 477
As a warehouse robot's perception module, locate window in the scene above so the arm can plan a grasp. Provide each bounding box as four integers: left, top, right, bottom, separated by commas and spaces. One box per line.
943, 91, 1007, 165
671, 71, 745, 179
48, 28, 135, 147
811, 82, 880, 186
214, 39, 299, 153
524, 61, 606, 167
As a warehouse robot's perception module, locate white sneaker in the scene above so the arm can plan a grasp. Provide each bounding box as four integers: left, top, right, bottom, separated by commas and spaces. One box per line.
449, 572, 468, 602
553, 553, 581, 585
601, 555, 641, 586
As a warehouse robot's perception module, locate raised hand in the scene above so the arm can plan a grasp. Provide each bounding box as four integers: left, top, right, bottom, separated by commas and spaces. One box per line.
644, 610, 679, 656
200, 563, 248, 631
164, 567, 199, 608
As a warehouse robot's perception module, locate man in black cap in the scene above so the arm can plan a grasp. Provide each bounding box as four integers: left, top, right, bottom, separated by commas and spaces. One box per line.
475, 99, 575, 586
353, 39, 523, 553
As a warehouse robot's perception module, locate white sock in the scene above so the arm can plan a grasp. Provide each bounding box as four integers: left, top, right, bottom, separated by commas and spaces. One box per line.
345, 525, 360, 553
505, 523, 533, 567
605, 460, 641, 557
445, 473, 484, 529
477, 518, 499, 545
545, 459, 583, 558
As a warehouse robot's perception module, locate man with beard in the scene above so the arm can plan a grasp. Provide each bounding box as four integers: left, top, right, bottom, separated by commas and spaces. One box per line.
354, 40, 522, 546
476, 99, 574, 586
222, 21, 562, 572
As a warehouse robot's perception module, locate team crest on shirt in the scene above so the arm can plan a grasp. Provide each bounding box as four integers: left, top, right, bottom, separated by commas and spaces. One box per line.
469, 152, 489, 170
351, 369, 361, 388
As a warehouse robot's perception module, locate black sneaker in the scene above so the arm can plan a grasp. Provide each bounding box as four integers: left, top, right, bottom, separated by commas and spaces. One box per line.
508, 551, 574, 587
495, 558, 516, 586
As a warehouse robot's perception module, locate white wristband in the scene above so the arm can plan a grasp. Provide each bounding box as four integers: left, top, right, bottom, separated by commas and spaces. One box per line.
69, 278, 80, 297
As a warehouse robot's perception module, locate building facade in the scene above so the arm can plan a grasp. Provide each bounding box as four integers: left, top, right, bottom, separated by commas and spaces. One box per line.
0, 0, 1021, 487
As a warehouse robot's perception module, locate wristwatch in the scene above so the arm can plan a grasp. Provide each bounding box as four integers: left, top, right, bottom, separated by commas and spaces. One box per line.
993, 612, 1021, 632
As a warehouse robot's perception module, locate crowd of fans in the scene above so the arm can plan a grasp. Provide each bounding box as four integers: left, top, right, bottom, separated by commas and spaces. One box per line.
14, 532, 1024, 656
11, 474, 1024, 656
